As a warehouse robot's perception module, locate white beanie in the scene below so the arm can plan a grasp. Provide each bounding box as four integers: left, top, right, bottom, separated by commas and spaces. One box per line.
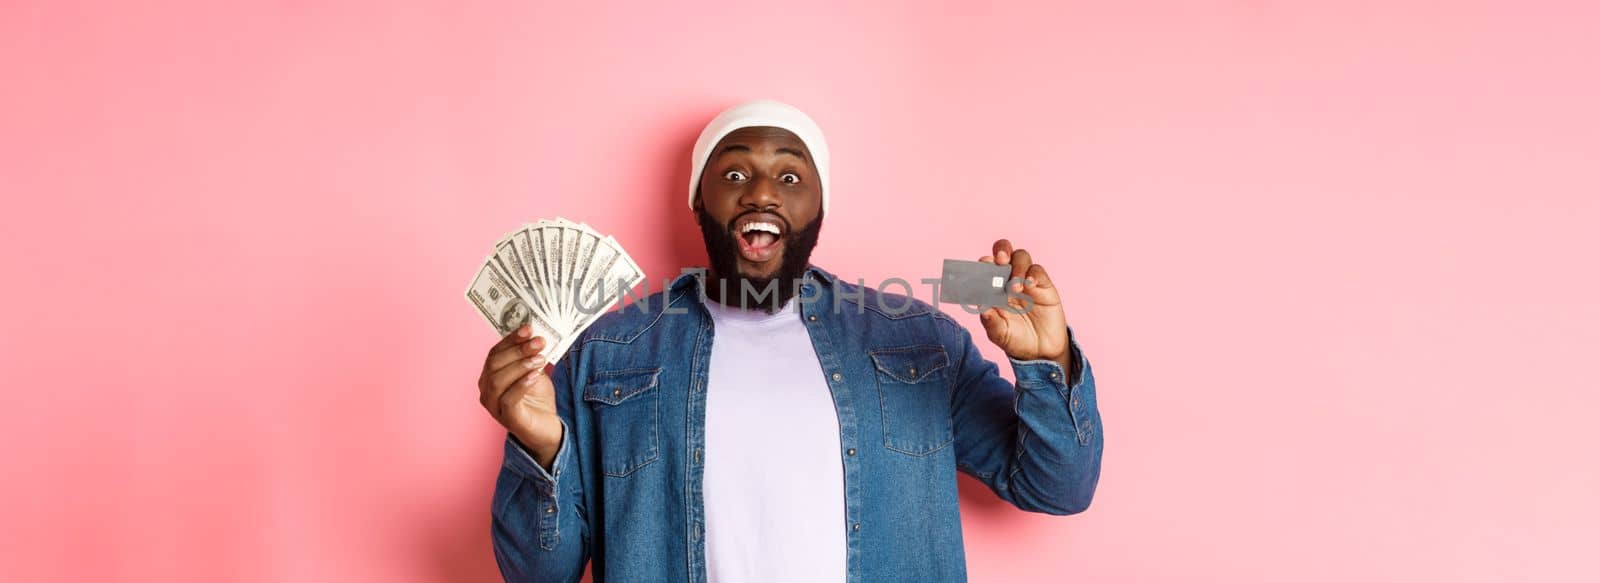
688, 99, 830, 214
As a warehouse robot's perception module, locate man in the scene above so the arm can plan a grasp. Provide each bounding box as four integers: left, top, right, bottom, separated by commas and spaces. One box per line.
478, 100, 1103, 582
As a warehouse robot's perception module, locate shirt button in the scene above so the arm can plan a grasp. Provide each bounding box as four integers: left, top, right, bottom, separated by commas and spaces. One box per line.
807, 314, 817, 322
1071, 396, 1082, 409
694, 448, 702, 464
908, 366, 917, 379
831, 372, 842, 382
545, 506, 555, 514
612, 388, 621, 398
1049, 371, 1060, 380
852, 523, 861, 532
847, 448, 856, 456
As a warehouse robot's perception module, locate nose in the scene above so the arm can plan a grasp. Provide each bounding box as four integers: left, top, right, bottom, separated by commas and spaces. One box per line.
739, 174, 782, 211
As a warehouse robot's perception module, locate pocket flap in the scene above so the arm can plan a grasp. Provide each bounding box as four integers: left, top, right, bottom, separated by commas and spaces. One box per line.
868, 345, 949, 383
583, 367, 663, 405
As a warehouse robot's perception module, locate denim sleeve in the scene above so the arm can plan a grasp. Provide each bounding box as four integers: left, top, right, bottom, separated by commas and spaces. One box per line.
949, 322, 1104, 515
491, 356, 590, 582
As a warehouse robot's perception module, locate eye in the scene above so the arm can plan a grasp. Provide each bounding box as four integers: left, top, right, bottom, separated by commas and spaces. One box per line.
779, 172, 801, 184
723, 170, 747, 181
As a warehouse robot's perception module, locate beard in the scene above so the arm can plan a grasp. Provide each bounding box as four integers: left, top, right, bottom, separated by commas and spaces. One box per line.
696, 206, 823, 313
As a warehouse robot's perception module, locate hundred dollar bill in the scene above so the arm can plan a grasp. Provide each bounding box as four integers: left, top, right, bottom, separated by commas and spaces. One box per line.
556, 236, 645, 357
606, 235, 645, 288
465, 258, 565, 357
468, 219, 644, 364
574, 235, 621, 314
493, 239, 529, 290
558, 222, 589, 325
540, 219, 566, 327
568, 229, 602, 292
512, 225, 559, 328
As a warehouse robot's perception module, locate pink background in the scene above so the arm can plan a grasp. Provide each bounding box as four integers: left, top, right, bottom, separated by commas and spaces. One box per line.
3, 1, 1597, 581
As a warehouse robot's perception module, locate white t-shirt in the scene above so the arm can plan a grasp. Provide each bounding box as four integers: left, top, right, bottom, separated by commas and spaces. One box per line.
702, 297, 846, 583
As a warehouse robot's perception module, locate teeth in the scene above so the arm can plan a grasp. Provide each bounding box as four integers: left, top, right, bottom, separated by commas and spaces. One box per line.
740, 221, 781, 235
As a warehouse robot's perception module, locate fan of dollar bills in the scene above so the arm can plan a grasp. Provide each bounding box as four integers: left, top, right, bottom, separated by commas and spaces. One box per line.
465, 218, 645, 363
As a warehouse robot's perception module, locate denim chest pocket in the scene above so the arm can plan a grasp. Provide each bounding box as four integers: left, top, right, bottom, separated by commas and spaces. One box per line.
869, 345, 954, 456
582, 367, 662, 477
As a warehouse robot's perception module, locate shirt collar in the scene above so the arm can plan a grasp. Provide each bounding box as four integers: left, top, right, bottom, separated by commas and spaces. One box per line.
669, 264, 838, 305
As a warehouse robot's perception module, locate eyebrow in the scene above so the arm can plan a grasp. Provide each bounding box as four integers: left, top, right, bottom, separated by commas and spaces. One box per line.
776, 147, 808, 161
716, 144, 809, 162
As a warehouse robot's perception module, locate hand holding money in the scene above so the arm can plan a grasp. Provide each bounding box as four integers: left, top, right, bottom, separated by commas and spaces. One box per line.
464, 218, 645, 363
477, 325, 562, 469
465, 218, 644, 469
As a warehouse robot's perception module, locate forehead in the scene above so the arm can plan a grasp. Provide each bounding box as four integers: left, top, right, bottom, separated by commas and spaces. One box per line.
713, 126, 811, 157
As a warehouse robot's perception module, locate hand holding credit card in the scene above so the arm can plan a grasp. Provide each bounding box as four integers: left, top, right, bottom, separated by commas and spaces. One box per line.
950, 239, 1071, 366
938, 258, 1018, 310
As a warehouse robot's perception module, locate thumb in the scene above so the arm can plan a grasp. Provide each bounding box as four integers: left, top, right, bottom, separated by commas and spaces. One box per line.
978, 307, 1009, 346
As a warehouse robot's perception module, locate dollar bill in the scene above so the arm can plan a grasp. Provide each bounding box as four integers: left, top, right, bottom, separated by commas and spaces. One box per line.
467, 259, 549, 341
467, 219, 644, 364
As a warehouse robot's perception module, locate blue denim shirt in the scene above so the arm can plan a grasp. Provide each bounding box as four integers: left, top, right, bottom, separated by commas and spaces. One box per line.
491, 265, 1103, 582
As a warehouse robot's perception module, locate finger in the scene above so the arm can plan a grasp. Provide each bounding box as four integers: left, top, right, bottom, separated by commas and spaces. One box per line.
483, 327, 536, 370
992, 239, 1014, 265
490, 348, 548, 380
977, 306, 1009, 346
484, 355, 546, 416
498, 367, 553, 419
1024, 263, 1061, 307
1025, 263, 1055, 290
497, 380, 531, 421
487, 335, 547, 371
494, 325, 533, 350
490, 354, 546, 392
485, 367, 539, 419
978, 255, 993, 263
1008, 248, 1034, 289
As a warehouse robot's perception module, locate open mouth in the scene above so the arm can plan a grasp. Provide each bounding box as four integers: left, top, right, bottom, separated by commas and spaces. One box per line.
734, 214, 786, 263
